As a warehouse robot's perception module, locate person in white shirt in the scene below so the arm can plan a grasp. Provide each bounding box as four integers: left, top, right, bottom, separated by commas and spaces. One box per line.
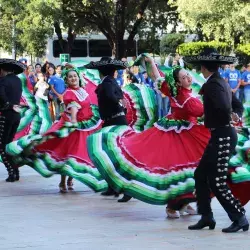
34, 73, 50, 102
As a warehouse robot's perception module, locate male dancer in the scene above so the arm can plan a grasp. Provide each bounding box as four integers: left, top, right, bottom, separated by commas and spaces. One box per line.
0, 59, 24, 182
85, 57, 131, 202
184, 48, 249, 233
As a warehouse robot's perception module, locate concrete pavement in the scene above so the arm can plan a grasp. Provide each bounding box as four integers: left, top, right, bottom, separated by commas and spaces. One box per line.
0, 165, 249, 250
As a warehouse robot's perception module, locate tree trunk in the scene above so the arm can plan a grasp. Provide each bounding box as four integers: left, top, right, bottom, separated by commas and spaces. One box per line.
114, 0, 127, 59
125, 0, 151, 56
54, 22, 66, 53
67, 27, 76, 54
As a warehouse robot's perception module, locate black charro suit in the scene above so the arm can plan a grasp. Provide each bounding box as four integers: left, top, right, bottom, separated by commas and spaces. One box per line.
95, 75, 128, 198
95, 75, 127, 127
0, 73, 22, 181
194, 71, 245, 220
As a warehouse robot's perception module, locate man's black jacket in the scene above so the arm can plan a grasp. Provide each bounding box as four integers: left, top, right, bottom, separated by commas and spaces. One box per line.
95, 75, 124, 120
200, 71, 243, 128
0, 73, 22, 110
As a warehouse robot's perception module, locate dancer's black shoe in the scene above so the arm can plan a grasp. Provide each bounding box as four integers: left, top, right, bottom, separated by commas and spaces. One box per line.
188, 214, 216, 230
6, 175, 16, 182
222, 215, 249, 233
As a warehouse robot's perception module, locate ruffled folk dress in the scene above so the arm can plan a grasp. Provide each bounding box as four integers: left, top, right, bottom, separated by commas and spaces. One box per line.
82, 73, 158, 132
88, 82, 250, 205
6, 87, 107, 192
5, 73, 52, 157
123, 83, 157, 132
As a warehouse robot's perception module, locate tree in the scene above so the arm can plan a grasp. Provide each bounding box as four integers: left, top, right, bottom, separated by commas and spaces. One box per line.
0, 0, 27, 58
137, 0, 179, 56
235, 44, 250, 65
19, 0, 78, 56
160, 33, 185, 57
173, 0, 250, 47
0, 0, 179, 59
61, 0, 179, 58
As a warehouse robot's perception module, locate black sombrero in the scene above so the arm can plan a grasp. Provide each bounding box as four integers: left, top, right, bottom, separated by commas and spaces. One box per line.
183, 47, 237, 65
85, 57, 128, 70
0, 58, 26, 74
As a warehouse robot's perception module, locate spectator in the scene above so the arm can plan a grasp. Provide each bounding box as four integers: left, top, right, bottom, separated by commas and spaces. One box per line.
34, 73, 50, 102
224, 64, 230, 71
238, 65, 247, 102
48, 65, 66, 120
41, 62, 50, 75
35, 63, 42, 75
178, 56, 185, 68
241, 63, 250, 102
27, 65, 37, 88
219, 65, 229, 79
156, 91, 170, 119
19, 58, 27, 65
142, 71, 154, 88
164, 55, 173, 68
172, 60, 179, 67
175, 53, 185, 67
114, 70, 124, 87
132, 66, 144, 83
224, 64, 241, 99
47, 63, 56, 82
127, 72, 139, 84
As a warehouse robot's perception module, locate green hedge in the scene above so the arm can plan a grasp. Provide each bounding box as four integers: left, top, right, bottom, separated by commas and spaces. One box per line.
235, 44, 250, 65
177, 41, 231, 56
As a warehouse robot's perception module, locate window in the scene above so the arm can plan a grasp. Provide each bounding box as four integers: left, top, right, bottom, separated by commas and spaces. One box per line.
53, 40, 87, 57
89, 40, 112, 57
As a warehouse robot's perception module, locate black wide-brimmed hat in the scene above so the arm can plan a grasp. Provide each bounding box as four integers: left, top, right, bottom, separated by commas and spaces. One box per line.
85, 57, 128, 70
183, 47, 237, 65
0, 58, 26, 74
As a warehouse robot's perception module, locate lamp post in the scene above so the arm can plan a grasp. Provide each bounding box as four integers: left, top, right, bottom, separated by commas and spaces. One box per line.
86, 31, 92, 58
113, 0, 119, 59
12, 19, 16, 60
135, 34, 139, 57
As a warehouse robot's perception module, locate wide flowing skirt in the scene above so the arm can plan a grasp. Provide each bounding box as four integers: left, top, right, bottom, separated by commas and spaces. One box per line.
88, 117, 250, 205
7, 105, 107, 192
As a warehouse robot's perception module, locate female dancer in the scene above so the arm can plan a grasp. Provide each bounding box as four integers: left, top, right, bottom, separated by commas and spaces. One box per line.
87, 55, 250, 216
7, 67, 106, 193
87, 55, 208, 216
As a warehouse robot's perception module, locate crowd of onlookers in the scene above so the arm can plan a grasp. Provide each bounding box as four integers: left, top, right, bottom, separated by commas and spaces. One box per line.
218, 63, 250, 103
19, 55, 250, 122
19, 58, 66, 121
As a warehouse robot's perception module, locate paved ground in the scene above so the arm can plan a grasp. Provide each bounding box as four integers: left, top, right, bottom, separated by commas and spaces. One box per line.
0, 165, 249, 250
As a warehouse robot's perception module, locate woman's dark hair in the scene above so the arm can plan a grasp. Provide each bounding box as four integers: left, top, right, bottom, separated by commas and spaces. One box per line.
48, 63, 56, 75
35, 63, 42, 68
65, 69, 82, 87
172, 68, 182, 84
41, 62, 49, 74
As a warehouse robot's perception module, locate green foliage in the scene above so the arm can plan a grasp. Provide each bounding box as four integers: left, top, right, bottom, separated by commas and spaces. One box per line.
0, 0, 179, 58
173, 0, 250, 46
160, 33, 185, 55
178, 41, 231, 56
235, 44, 250, 65
0, 0, 26, 56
